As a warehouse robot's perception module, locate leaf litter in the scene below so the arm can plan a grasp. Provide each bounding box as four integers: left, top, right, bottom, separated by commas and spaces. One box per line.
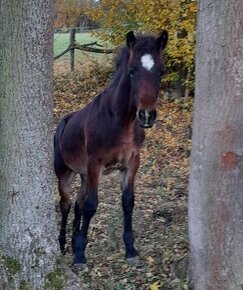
53, 59, 192, 290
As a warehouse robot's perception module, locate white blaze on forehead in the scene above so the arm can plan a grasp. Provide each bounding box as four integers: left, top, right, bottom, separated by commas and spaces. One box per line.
141, 54, 154, 71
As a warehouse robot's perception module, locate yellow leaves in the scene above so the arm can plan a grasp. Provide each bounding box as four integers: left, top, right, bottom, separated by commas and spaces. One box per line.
84, 0, 197, 86
150, 281, 161, 290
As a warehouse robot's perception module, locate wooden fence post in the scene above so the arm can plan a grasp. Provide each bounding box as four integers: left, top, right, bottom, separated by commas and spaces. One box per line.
70, 28, 76, 72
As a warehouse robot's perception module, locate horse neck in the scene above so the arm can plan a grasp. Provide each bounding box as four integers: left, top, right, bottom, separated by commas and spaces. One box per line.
110, 70, 136, 123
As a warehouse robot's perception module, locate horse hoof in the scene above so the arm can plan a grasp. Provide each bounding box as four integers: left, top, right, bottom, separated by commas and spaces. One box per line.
126, 256, 139, 265
72, 263, 89, 272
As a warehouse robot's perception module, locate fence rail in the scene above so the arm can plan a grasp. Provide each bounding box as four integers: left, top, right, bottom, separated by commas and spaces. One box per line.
54, 28, 115, 72
54, 27, 107, 34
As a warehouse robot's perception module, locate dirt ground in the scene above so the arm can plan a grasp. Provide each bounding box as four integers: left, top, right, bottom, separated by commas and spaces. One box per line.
53, 60, 192, 290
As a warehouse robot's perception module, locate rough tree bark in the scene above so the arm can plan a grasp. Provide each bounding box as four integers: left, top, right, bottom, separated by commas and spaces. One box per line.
189, 0, 243, 289
0, 0, 58, 289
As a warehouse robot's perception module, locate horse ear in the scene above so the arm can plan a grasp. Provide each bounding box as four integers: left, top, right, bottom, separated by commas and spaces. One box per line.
157, 30, 168, 50
126, 31, 136, 48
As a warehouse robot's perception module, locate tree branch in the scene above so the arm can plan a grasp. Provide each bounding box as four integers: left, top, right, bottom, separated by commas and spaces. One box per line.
54, 46, 72, 60
54, 42, 115, 60
74, 43, 114, 54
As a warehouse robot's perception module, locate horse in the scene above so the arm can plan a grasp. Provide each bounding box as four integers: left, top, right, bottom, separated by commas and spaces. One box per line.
54, 30, 168, 268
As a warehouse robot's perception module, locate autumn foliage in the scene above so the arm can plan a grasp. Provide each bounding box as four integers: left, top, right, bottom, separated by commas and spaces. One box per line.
54, 0, 197, 95
55, 0, 82, 28
83, 0, 197, 95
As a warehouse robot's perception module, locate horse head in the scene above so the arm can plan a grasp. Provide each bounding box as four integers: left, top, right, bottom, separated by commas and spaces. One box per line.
126, 30, 168, 128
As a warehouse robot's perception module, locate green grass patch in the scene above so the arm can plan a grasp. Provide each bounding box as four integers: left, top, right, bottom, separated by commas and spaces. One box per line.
20, 280, 32, 290
5, 257, 21, 275
44, 267, 65, 290
54, 32, 95, 56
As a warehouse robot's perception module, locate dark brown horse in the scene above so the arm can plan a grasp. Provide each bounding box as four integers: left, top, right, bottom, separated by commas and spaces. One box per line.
54, 30, 168, 268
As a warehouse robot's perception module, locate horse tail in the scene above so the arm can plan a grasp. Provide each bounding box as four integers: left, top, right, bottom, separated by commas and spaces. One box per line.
54, 113, 74, 176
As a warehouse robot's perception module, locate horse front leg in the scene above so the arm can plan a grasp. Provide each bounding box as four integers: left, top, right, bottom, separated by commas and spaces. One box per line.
120, 153, 140, 264
72, 161, 101, 268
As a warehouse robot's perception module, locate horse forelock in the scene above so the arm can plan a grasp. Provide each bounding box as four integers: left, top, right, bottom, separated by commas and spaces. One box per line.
133, 35, 159, 54
113, 35, 159, 74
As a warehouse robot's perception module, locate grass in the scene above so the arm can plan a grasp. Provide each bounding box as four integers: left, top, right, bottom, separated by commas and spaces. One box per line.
54, 32, 113, 62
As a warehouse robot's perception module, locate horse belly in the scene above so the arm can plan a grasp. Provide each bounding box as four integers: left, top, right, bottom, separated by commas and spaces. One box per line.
64, 150, 87, 174
61, 131, 88, 174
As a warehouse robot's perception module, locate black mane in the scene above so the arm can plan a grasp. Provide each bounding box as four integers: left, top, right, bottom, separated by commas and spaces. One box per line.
108, 46, 129, 90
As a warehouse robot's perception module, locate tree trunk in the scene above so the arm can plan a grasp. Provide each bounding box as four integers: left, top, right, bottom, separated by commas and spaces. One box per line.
189, 0, 243, 289
0, 0, 58, 289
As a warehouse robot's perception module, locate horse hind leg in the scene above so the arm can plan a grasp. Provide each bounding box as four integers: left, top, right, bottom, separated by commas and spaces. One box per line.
58, 170, 76, 254
72, 174, 87, 246
72, 163, 100, 268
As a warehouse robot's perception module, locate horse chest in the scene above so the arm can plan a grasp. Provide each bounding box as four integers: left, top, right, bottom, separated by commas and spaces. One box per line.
103, 132, 137, 170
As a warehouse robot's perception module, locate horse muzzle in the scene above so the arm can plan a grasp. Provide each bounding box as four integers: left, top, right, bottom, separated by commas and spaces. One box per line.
137, 109, 157, 128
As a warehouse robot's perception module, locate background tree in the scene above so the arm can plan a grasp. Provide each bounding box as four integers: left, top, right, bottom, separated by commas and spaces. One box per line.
55, 0, 83, 28
54, 0, 98, 30
83, 0, 197, 98
189, 0, 243, 289
0, 0, 58, 288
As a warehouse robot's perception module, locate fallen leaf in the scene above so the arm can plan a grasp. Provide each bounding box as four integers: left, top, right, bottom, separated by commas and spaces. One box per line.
150, 281, 161, 290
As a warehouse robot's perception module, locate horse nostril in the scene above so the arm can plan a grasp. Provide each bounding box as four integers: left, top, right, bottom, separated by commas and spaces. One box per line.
137, 109, 157, 128
138, 110, 144, 120
137, 110, 148, 122
150, 109, 157, 121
